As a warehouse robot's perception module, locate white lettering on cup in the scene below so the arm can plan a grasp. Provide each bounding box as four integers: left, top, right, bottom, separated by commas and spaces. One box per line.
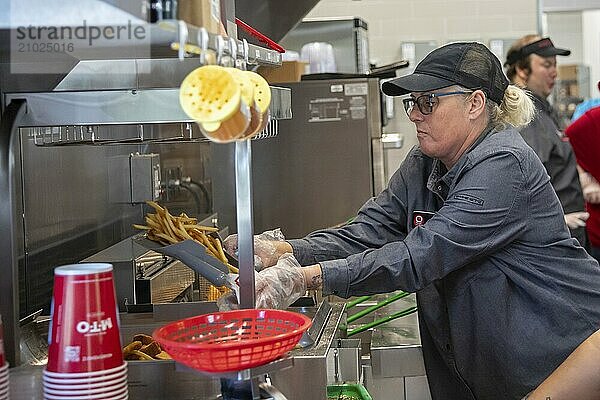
76, 317, 113, 334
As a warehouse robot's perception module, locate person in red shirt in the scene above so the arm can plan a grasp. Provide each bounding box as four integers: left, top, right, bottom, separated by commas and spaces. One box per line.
565, 81, 600, 262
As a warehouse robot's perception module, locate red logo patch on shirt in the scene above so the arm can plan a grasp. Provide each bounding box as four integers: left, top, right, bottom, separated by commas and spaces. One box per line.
413, 211, 435, 227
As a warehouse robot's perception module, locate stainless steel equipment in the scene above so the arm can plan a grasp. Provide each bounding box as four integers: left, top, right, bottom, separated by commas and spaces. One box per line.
8, 300, 349, 400
0, 10, 291, 369
234, 0, 321, 43
109, 153, 162, 204
0, 3, 397, 399
347, 293, 432, 400
281, 17, 370, 74
212, 77, 385, 238
82, 235, 199, 310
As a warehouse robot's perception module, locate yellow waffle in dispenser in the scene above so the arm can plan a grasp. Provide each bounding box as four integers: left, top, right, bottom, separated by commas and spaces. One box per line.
179, 65, 241, 123
244, 71, 272, 136
199, 67, 256, 141
245, 70, 271, 115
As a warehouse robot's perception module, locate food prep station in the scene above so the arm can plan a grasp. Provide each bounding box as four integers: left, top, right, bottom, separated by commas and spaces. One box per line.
0, 1, 430, 399
10, 294, 430, 400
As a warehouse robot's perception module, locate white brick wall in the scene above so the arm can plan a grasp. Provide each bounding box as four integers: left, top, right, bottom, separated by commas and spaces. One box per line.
306, 0, 539, 65
546, 10, 600, 98
303, 1, 600, 173
545, 12, 583, 64
582, 9, 600, 96
304, 0, 541, 172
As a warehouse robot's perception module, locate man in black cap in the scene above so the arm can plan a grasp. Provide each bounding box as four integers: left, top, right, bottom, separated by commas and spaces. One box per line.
223, 42, 600, 400
505, 35, 589, 247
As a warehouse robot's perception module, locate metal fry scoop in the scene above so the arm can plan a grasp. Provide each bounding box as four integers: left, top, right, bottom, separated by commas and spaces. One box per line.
135, 237, 236, 289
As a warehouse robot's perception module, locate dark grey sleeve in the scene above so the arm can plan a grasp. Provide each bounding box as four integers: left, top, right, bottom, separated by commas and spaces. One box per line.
320, 151, 530, 297
289, 162, 410, 265
519, 117, 554, 166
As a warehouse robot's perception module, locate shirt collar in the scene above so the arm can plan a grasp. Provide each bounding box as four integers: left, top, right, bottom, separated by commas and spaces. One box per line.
427, 124, 495, 199
528, 91, 552, 113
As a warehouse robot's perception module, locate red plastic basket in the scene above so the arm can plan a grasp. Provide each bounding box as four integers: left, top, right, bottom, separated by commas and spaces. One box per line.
153, 309, 312, 373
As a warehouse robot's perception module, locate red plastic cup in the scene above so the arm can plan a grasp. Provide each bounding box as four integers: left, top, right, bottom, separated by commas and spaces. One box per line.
43, 374, 127, 390
0, 313, 5, 367
42, 385, 127, 400
43, 363, 127, 383
43, 380, 127, 396
46, 263, 123, 374
0, 379, 7, 395
43, 376, 127, 393
43, 372, 127, 390
0, 363, 7, 386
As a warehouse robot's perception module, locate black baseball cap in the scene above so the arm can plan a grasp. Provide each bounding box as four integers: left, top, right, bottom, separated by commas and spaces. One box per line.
505, 37, 570, 66
382, 42, 509, 105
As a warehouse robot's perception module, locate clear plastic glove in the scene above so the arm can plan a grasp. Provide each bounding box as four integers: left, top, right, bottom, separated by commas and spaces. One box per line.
216, 254, 306, 311
223, 228, 285, 270
216, 291, 239, 311
564, 212, 590, 229
255, 254, 306, 309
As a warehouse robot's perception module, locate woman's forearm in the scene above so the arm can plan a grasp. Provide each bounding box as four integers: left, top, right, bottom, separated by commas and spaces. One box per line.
529, 330, 600, 400
301, 264, 323, 290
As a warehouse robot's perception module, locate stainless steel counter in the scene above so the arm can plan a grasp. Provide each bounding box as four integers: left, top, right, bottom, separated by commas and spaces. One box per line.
349, 293, 431, 400
270, 302, 347, 399
7, 294, 433, 400
6, 300, 348, 400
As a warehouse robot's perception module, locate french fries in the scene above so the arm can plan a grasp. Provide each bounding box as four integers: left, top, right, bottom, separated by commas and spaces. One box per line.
133, 201, 238, 274
123, 334, 171, 361
133, 333, 154, 345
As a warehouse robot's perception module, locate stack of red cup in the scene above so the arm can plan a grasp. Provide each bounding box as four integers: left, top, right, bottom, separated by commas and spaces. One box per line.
0, 314, 9, 400
43, 263, 128, 399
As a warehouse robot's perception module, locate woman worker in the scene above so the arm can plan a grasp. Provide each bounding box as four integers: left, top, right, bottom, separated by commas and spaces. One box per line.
225, 42, 600, 400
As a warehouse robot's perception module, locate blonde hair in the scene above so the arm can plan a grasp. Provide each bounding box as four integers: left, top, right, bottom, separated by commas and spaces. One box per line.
457, 84, 535, 130
487, 85, 535, 130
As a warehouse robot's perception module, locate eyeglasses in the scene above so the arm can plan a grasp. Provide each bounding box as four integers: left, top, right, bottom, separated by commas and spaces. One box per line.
402, 91, 473, 116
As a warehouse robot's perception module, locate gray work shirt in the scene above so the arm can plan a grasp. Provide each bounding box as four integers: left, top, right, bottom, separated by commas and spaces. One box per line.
520, 93, 586, 245
289, 127, 600, 400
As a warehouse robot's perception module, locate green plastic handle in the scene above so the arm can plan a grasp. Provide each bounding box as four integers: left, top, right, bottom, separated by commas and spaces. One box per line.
346, 291, 410, 323
346, 295, 372, 309
347, 306, 418, 337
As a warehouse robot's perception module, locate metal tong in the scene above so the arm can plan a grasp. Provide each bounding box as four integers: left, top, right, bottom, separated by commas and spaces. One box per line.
135, 237, 236, 289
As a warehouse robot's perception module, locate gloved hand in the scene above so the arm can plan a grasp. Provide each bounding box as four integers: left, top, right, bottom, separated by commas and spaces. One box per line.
216, 291, 239, 311
564, 212, 590, 229
223, 228, 286, 270
255, 254, 307, 309
216, 253, 307, 311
